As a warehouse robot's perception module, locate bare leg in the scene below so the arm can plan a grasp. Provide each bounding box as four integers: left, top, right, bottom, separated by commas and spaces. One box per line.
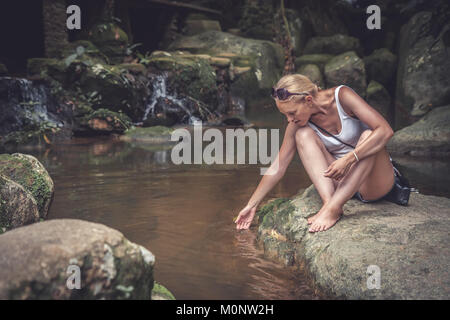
309, 130, 395, 232
294, 126, 338, 224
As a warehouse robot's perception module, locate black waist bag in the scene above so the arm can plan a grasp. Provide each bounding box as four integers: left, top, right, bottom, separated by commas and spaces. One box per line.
384, 163, 411, 206
308, 121, 412, 206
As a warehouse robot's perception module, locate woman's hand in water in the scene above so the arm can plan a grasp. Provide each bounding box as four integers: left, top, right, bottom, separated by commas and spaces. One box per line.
324, 155, 355, 181
234, 205, 257, 230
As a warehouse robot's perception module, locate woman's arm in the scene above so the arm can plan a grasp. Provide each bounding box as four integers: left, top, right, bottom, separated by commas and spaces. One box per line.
340, 86, 394, 162
235, 122, 298, 229
323, 86, 394, 181
246, 122, 297, 208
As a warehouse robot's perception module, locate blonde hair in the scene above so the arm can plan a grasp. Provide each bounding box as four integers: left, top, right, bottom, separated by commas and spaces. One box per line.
274, 74, 321, 103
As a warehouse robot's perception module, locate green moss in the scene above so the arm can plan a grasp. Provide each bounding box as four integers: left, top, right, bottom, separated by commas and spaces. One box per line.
152, 282, 175, 300
0, 155, 52, 217
257, 198, 290, 220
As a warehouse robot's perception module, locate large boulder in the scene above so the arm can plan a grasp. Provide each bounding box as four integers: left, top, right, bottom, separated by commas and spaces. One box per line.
0, 153, 54, 219
0, 175, 40, 232
366, 81, 393, 126
168, 31, 284, 89
0, 219, 155, 299
387, 105, 450, 158
297, 64, 324, 89
395, 11, 450, 129
303, 34, 362, 56
363, 48, 397, 89
256, 185, 450, 299
324, 51, 367, 97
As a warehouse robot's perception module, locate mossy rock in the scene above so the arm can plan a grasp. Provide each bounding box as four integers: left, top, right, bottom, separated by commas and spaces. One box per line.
0, 153, 54, 219
89, 23, 128, 64
78, 108, 132, 134
148, 56, 218, 108
121, 126, 175, 144
151, 282, 176, 300
0, 175, 40, 232
297, 64, 324, 88
324, 51, 367, 98
363, 48, 397, 87
27, 58, 67, 82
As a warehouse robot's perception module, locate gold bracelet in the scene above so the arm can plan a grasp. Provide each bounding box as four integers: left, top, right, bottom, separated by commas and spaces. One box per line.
353, 151, 359, 162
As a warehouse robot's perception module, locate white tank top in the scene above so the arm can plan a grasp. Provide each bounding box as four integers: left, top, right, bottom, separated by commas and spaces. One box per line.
307, 85, 370, 159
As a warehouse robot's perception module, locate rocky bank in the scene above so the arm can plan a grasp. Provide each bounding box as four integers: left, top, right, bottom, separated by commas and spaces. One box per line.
256, 185, 450, 299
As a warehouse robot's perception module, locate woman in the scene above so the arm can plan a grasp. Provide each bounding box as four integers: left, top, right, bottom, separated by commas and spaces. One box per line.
234, 74, 395, 233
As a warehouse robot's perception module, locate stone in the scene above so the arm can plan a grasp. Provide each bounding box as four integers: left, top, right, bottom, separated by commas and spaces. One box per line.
0, 219, 155, 299
303, 34, 362, 56
88, 22, 129, 64
168, 31, 284, 89
395, 11, 450, 129
0, 153, 54, 219
210, 57, 231, 68
296, 64, 324, 89
324, 51, 367, 98
120, 126, 175, 144
257, 185, 450, 299
363, 48, 397, 88
274, 8, 310, 56
295, 54, 334, 73
387, 105, 450, 158
0, 175, 40, 232
366, 81, 393, 126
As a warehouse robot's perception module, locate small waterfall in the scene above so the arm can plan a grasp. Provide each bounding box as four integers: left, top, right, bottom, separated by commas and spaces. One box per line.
139, 72, 208, 126
0, 77, 64, 135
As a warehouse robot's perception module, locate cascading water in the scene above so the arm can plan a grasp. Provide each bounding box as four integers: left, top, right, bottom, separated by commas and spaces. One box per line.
139, 72, 208, 126
0, 77, 64, 135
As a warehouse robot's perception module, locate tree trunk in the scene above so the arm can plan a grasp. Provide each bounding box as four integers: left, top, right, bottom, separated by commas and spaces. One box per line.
42, 0, 68, 58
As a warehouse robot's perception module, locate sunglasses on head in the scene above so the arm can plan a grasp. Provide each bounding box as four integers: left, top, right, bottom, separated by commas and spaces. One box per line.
271, 87, 309, 101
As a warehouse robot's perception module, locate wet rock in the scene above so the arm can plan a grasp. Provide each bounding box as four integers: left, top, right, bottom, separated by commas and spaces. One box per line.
366, 81, 393, 126
147, 55, 218, 109
303, 34, 362, 56
75, 108, 132, 135
120, 126, 175, 144
324, 51, 367, 98
168, 31, 284, 89
387, 105, 450, 158
395, 11, 450, 128
0, 153, 54, 219
0, 219, 155, 299
0, 175, 40, 232
257, 185, 450, 299
296, 64, 324, 89
363, 48, 397, 88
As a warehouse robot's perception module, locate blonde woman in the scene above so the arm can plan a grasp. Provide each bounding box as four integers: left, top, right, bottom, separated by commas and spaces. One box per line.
235, 74, 395, 232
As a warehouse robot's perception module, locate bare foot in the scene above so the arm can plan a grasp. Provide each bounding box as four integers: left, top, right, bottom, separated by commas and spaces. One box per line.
307, 212, 322, 225
308, 205, 343, 233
